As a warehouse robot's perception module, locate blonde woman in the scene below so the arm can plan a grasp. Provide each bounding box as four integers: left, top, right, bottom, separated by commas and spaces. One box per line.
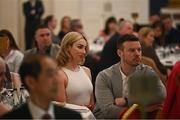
138, 27, 168, 76
56, 32, 94, 110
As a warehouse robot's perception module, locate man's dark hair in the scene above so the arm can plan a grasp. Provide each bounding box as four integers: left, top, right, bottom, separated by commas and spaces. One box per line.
18, 54, 47, 90
35, 24, 49, 34
43, 15, 54, 26
151, 21, 164, 30
34, 24, 50, 47
117, 34, 139, 50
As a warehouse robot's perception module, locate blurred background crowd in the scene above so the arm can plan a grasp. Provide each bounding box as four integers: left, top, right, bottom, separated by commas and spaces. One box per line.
0, 0, 180, 119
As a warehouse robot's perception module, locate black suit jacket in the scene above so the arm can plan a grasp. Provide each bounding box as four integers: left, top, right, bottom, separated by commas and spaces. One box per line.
23, 0, 44, 23
1, 103, 82, 119
23, 0, 44, 49
98, 33, 121, 71
165, 28, 180, 46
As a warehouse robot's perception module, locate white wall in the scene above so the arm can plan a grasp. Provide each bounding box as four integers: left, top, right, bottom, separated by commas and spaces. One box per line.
0, 0, 19, 46
0, 0, 54, 50
53, 0, 149, 40
0, 0, 149, 50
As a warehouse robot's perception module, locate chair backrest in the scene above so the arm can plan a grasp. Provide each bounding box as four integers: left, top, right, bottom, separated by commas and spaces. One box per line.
121, 104, 138, 119
141, 56, 167, 84
119, 104, 163, 119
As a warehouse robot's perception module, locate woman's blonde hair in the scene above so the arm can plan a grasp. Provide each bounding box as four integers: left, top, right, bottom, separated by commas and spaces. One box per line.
138, 27, 153, 41
56, 32, 89, 67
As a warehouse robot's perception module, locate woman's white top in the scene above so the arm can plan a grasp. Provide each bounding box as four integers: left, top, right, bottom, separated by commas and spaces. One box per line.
62, 66, 93, 105
5, 50, 24, 73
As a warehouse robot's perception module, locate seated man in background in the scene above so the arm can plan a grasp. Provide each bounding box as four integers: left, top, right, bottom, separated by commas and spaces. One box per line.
98, 20, 134, 71
0, 34, 28, 108
0, 57, 8, 90
0, 57, 11, 116
25, 25, 60, 60
93, 34, 166, 119
162, 16, 180, 46
1, 55, 82, 119
0, 56, 26, 109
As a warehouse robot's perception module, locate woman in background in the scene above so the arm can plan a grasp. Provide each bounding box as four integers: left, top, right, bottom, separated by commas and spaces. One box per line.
58, 16, 71, 44
138, 27, 167, 76
95, 16, 117, 44
151, 21, 165, 47
43, 15, 59, 44
56, 32, 94, 110
0, 30, 24, 73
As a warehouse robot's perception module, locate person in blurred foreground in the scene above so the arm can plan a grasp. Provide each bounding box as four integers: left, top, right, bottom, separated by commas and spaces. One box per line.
1, 55, 82, 119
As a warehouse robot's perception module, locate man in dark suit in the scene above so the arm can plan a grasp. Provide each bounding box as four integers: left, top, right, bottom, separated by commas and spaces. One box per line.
23, 0, 44, 49
1, 55, 82, 119
163, 16, 180, 46
98, 20, 134, 71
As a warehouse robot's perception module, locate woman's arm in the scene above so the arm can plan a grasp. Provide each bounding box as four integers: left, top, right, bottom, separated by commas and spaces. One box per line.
88, 92, 95, 110
56, 69, 68, 103
82, 66, 95, 110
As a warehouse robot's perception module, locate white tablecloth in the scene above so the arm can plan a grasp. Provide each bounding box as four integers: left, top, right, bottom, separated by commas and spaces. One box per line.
53, 102, 96, 119
156, 47, 180, 67
159, 54, 180, 66
89, 43, 103, 54
64, 103, 95, 119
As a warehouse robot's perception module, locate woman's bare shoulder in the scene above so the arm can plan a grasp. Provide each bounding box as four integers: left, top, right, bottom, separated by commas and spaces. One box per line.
82, 66, 91, 79
57, 67, 68, 83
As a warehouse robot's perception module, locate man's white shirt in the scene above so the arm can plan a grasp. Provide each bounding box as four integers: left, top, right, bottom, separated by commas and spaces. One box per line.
119, 67, 129, 98
28, 100, 55, 119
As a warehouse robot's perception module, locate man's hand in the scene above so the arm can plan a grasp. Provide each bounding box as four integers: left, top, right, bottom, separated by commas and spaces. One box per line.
115, 97, 126, 106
